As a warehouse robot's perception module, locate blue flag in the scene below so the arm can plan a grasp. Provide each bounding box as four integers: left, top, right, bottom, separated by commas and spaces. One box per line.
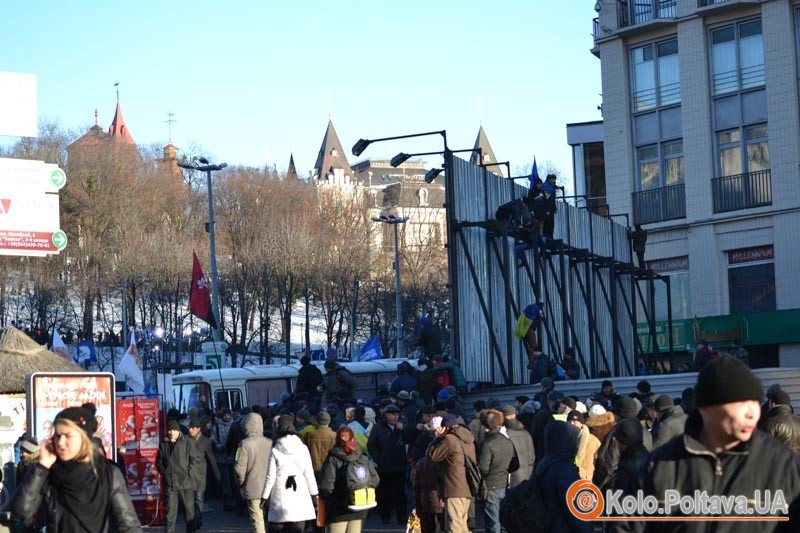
529, 156, 540, 189
76, 339, 96, 364
358, 335, 383, 362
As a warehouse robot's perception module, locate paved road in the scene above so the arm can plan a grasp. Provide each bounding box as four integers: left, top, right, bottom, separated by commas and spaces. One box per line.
144, 497, 486, 532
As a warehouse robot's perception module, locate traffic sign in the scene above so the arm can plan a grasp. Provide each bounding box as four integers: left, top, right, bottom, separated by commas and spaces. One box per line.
0, 158, 67, 192
51, 230, 67, 250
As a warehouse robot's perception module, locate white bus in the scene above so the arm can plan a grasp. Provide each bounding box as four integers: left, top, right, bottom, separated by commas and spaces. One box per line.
171, 358, 419, 414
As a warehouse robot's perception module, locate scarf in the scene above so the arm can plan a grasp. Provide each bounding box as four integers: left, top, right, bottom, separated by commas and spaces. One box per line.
49, 455, 110, 532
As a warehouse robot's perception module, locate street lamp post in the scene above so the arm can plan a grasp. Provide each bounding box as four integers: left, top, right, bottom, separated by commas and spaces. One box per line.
371, 214, 409, 358
178, 157, 227, 342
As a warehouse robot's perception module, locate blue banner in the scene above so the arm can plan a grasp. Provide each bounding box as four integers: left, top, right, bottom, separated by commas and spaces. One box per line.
358, 335, 382, 362
76, 339, 96, 364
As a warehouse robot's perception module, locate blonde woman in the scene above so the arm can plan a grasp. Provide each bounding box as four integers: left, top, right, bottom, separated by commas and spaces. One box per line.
11, 406, 141, 533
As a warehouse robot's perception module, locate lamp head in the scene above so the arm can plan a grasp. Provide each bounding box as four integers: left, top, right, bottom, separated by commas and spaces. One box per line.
390, 152, 411, 168
352, 138, 371, 157
198, 156, 210, 165
424, 168, 443, 183
177, 162, 195, 170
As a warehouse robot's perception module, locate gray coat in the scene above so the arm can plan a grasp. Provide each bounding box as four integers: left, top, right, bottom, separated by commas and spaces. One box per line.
651, 405, 687, 450
505, 419, 535, 487
191, 433, 222, 489
234, 413, 273, 500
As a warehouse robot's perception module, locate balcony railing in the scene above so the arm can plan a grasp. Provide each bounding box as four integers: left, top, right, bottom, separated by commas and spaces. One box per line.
632, 183, 686, 225
698, 0, 730, 7
712, 169, 772, 213
593, 17, 600, 42
618, 0, 678, 28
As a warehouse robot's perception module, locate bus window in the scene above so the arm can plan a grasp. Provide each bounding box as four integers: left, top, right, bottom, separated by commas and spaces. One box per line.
175, 383, 211, 414
377, 372, 396, 392
353, 374, 376, 402
215, 389, 242, 412
246, 379, 290, 407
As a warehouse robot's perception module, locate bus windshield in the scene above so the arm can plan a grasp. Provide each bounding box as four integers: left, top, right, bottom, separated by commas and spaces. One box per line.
174, 382, 211, 413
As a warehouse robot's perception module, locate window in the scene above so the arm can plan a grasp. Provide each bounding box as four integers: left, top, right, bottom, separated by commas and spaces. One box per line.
641, 257, 691, 322
174, 382, 211, 414
717, 123, 768, 177
711, 19, 764, 95
354, 375, 376, 401
632, 39, 680, 112
247, 379, 289, 407
215, 389, 243, 412
637, 139, 684, 190
728, 246, 775, 313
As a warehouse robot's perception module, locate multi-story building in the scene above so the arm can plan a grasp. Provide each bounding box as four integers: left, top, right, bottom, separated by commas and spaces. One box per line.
585, 0, 800, 367
311, 120, 501, 252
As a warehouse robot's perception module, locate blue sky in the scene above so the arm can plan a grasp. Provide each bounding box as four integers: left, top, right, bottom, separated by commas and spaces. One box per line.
2, 1, 601, 179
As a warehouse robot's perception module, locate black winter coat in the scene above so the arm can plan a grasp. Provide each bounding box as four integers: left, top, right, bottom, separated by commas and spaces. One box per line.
763, 405, 800, 456
651, 405, 687, 450
190, 434, 221, 489
157, 435, 201, 490
478, 430, 518, 490
11, 460, 142, 533
295, 363, 323, 395
614, 411, 800, 533
367, 421, 407, 474
318, 447, 380, 523
593, 419, 652, 492
534, 421, 593, 533
610, 442, 648, 493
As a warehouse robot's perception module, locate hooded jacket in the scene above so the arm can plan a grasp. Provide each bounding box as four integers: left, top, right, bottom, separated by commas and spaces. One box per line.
651, 405, 687, 450
576, 423, 601, 481
319, 446, 380, 523
427, 425, 477, 499
615, 411, 800, 532
234, 413, 273, 500
534, 421, 593, 533
505, 418, 535, 486
262, 434, 319, 523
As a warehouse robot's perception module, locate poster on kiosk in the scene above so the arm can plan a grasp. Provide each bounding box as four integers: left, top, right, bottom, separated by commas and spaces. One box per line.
26, 372, 116, 461
116, 396, 164, 526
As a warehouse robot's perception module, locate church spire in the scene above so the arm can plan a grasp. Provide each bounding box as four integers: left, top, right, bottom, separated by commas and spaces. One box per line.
470, 125, 503, 177
287, 153, 298, 180
312, 119, 352, 182
108, 100, 135, 144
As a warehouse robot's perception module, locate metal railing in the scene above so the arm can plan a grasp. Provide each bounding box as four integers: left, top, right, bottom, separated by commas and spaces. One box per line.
712, 169, 772, 213
698, 0, 730, 7
632, 183, 686, 224
593, 17, 600, 42
618, 0, 678, 27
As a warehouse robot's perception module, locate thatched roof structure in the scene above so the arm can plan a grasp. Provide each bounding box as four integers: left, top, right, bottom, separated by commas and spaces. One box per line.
0, 327, 82, 394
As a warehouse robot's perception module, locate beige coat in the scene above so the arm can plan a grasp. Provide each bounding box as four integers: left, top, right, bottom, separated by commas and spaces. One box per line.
576, 424, 601, 480
234, 413, 273, 500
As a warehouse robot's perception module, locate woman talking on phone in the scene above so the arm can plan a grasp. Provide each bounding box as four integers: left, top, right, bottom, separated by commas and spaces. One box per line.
10, 406, 142, 533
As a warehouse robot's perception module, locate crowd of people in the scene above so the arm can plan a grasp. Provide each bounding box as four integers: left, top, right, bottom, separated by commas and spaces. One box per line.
5, 355, 800, 533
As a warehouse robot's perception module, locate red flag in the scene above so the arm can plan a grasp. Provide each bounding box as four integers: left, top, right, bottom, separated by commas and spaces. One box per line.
190, 252, 217, 327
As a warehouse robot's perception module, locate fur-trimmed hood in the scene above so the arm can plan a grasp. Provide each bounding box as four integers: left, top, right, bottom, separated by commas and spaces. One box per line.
586, 412, 616, 442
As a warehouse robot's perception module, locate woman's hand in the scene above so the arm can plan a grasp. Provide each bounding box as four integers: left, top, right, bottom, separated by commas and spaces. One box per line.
38, 439, 57, 469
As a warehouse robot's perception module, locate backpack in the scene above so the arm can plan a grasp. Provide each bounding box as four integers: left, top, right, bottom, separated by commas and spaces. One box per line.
336, 368, 355, 396
499, 466, 553, 533
459, 441, 486, 499
343, 456, 378, 511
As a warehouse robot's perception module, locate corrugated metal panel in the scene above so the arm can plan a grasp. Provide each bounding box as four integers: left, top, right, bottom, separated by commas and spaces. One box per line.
450, 157, 638, 384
